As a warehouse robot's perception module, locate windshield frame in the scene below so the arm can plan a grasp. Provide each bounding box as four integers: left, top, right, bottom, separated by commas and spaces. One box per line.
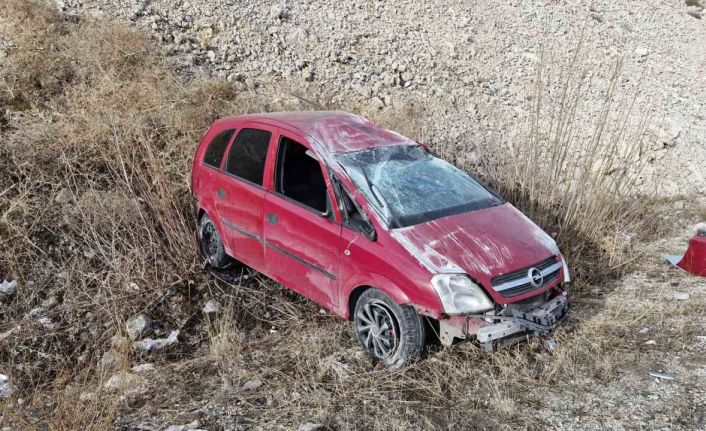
334, 144, 504, 229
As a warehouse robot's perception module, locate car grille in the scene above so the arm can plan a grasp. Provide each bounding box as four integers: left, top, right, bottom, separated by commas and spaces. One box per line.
491, 256, 561, 298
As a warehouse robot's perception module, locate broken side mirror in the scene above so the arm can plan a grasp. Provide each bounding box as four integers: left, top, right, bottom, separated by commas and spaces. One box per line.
350, 217, 376, 241
362, 222, 377, 241
329, 173, 377, 241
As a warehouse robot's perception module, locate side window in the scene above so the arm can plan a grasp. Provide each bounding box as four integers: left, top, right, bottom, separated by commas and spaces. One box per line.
225, 128, 271, 185
203, 128, 235, 168
275, 136, 329, 214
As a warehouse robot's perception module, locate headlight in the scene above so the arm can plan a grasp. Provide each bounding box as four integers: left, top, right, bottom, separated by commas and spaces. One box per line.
430, 274, 494, 315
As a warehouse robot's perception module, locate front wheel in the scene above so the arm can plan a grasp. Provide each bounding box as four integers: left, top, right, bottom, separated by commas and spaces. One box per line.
353, 288, 425, 369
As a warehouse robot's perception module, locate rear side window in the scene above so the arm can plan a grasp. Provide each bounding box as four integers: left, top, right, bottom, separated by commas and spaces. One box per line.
203, 129, 235, 168
225, 128, 271, 185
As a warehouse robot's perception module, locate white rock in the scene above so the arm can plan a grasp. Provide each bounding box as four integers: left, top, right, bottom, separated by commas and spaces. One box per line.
132, 330, 179, 352
298, 423, 324, 431
242, 379, 262, 390
39, 316, 56, 330
126, 314, 153, 340
288, 28, 308, 44
28, 307, 45, 318
644, 339, 656, 345
165, 420, 203, 431
103, 371, 147, 393
202, 299, 221, 314
673, 292, 690, 300
635, 47, 649, 57
0, 380, 17, 398
648, 119, 682, 147
131, 363, 155, 373
0, 280, 17, 296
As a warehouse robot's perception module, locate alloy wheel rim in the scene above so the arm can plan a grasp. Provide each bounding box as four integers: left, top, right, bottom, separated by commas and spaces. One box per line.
355, 301, 399, 359
202, 222, 218, 259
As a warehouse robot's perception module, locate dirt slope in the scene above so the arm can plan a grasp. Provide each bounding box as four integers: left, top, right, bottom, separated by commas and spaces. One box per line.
61, 0, 706, 195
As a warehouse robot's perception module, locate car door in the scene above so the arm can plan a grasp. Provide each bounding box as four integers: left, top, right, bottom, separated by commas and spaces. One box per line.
262, 129, 342, 309
213, 124, 276, 272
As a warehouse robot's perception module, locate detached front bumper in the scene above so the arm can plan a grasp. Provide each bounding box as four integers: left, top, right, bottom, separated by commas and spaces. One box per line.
438, 291, 569, 349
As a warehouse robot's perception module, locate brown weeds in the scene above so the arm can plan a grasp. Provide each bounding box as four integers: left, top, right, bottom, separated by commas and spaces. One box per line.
471, 50, 656, 284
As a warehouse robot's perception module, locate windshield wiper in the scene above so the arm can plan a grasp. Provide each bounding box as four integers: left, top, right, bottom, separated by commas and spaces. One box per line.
360, 169, 390, 215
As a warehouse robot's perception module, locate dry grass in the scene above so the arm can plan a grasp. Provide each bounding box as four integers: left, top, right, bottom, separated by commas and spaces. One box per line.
0, 2, 701, 430
0, 0, 246, 397
468, 50, 656, 285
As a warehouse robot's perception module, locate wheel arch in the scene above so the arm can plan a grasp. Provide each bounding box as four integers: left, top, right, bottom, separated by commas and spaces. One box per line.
347, 285, 371, 321
343, 274, 412, 320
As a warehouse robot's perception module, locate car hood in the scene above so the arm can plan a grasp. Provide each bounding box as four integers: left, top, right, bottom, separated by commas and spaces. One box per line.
389, 203, 560, 281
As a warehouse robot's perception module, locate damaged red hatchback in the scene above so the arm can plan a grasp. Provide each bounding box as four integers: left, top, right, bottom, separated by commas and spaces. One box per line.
191, 111, 570, 368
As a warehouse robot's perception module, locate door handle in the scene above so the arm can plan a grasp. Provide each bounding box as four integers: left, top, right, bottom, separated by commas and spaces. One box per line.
267, 212, 278, 224
216, 188, 225, 199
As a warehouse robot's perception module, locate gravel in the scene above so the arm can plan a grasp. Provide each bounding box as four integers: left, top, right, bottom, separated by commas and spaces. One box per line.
55, 0, 706, 197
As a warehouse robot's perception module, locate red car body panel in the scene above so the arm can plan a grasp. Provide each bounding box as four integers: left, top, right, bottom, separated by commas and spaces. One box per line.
191, 111, 566, 325
389, 204, 563, 304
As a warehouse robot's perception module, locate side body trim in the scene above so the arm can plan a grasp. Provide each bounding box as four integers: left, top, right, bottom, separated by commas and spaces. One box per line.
222, 219, 336, 280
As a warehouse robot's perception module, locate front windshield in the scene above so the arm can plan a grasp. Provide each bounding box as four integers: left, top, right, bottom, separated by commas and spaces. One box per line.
336, 145, 503, 228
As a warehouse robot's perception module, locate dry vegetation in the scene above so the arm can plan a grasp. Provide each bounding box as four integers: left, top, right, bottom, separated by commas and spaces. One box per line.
0, 2, 702, 430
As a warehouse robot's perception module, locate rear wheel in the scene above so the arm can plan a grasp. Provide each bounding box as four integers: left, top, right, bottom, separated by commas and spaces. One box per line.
353, 288, 425, 369
198, 214, 230, 269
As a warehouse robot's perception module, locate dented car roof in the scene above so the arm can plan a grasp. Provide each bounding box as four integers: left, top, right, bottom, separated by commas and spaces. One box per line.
220, 111, 414, 155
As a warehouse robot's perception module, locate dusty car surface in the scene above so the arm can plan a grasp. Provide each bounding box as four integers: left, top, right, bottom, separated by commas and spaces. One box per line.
191, 111, 570, 368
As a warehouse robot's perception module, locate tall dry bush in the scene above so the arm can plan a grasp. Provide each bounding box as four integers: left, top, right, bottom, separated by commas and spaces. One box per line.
470, 51, 654, 284
0, 0, 249, 391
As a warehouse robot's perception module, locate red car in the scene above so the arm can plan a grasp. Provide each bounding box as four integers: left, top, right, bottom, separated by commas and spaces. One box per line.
191, 111, 570, 368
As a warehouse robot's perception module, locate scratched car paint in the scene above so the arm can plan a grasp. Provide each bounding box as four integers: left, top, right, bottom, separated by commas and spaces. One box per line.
191, 111, 570, 368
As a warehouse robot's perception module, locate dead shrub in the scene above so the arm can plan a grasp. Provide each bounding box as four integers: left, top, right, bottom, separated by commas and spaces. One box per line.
0, 0, 243, 395
465, 51, 656, 284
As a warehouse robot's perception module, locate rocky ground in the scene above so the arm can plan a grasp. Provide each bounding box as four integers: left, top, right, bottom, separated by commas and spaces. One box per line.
59, 0, 706, 196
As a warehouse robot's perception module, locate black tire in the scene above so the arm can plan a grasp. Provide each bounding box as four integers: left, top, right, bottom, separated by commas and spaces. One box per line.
353, 288, 425, 369
198, 214, 230, 269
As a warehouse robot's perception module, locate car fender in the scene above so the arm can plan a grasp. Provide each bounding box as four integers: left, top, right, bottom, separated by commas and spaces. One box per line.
341, 272, 414, 319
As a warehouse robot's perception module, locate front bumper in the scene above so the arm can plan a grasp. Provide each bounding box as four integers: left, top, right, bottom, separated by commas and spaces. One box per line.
438, 291, 569, 349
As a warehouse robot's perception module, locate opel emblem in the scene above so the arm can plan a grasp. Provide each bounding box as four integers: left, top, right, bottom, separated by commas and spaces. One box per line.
528, 267, 543, 287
